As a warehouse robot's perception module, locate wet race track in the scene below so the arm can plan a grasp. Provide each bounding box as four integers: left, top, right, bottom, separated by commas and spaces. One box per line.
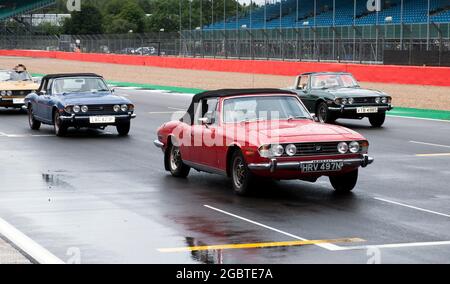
0, 88, 449, 264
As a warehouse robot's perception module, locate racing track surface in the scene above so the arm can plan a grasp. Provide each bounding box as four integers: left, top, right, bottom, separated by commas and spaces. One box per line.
0, 88, 449, 264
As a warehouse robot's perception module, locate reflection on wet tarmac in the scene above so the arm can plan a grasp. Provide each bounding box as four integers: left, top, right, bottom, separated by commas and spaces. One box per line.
185, 237, 223, 264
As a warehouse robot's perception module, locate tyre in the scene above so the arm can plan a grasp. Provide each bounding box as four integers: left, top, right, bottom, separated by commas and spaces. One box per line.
231, 150, 254, 196
316, 102, 336, 123
28, 105, 41, 130
166, 144, 190, 178
54, 111, 68, 137
369, 113, 386, 128
329, 169, 358, 193
117, 121, 131, 136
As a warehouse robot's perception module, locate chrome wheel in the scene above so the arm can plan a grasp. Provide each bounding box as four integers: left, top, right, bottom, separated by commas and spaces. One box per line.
318, 104, 327, 123
232, 156, 246, 189
170, 146, 182, 171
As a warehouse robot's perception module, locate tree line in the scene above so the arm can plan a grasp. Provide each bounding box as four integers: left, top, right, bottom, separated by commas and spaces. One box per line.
37, 0, 257, 35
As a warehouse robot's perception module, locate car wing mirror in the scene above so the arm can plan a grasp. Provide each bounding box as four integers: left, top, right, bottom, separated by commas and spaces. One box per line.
312, 114, 320, 123
38, 90, 46, 96
198, 116, 215, 125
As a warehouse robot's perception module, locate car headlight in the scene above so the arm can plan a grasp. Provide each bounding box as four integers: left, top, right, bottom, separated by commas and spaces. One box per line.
0, 91, 5, 96
121, 104, 128, 112
347, 97, 354, 104
113, 105, 120, 112
285, 144, 297, 156
349, 141, 360, 153
81, 105, 89, 113
381, 97, 388, 104
375, 97, 381, 104
6, 90, 12, 96
341, 98, 348, 105
337, 142, 349, 154
73, 105, 81, 113
271, 144, 284, 157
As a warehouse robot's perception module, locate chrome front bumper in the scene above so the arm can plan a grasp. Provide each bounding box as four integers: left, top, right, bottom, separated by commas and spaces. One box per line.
60, 113, 137, 121
328, 105, 392, 112
248, 155, 374, 173
154, 139, 165, 148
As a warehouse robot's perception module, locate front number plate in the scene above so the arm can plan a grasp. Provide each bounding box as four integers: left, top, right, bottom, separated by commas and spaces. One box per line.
13, 98, 25, 104
89, 116, 115, 124
357, 107, 378, 114
301, 160, 344, 173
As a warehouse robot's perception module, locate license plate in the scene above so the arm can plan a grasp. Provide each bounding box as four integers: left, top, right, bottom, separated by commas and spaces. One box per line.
13, 98, 25, 104
89, 116, 115, 124
357, 107, 378, 114
301, 160, 344, 173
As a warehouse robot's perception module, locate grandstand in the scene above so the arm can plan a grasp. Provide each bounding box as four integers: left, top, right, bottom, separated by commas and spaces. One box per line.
0, 0, 56, 21
206, 0, 450, 30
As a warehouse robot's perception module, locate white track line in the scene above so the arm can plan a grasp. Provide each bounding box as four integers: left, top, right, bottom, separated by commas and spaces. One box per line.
204, 205, 341, 251
334, 240, 450, 251
387, 115, 450, 123
375, 197, 450, 218
409, 141, 450, 149
0, 217, 64, 264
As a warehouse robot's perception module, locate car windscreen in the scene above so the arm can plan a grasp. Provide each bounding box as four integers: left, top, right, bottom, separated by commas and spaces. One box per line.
223, 96, 310, 123
52, 77, 109, 95
311, 74, 358, 89
0, 70, 32, 82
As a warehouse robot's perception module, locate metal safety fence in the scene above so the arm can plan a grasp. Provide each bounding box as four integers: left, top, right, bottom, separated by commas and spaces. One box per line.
0, 23, 449, 65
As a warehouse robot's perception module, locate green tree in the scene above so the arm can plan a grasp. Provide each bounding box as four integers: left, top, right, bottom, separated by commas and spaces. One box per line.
63, 4, 104, 34
118, 1, 147, 33
106, 18, 138, 34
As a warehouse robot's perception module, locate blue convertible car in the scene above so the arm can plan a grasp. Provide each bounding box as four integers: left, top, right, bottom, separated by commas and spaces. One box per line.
24, 73, 136, 136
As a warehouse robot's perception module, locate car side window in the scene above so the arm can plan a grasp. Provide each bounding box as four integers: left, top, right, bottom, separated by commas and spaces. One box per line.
298, 76, 309, 90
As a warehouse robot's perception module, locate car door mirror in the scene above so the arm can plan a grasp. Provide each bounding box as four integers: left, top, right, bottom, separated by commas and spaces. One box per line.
38, 90, 46, 96
111, 88, 115, 93
312, 114, 320, 123
198, 114, 215, 125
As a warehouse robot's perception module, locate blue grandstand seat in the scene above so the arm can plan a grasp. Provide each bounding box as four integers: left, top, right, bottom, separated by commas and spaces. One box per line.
204, 0, 450, 30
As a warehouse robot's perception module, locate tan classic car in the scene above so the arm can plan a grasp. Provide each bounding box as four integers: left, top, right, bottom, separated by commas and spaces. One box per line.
0, 65, 39, 109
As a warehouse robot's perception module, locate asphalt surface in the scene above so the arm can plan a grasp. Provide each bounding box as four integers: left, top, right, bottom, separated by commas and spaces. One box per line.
0, 88, 449, 264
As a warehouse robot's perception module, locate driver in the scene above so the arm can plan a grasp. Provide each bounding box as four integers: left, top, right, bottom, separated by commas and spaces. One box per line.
11, 64, 30, 81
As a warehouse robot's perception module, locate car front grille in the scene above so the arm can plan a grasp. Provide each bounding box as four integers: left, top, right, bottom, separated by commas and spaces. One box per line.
11, 90, 32, 97
292, 142, 341, 156
87, 105, 115, 113
352, 97, 376, 104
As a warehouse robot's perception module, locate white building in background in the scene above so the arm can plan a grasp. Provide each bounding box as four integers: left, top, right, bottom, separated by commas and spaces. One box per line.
21, 14, 71, 26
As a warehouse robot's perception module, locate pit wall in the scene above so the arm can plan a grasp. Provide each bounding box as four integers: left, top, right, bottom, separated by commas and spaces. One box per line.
1, 49, 449, 87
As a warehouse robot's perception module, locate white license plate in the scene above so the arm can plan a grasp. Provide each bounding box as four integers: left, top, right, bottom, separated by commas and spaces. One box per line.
89, 116, 115, 124
13, 98, 25, 104
357, 107, 378, 114
301, 160, 344, 173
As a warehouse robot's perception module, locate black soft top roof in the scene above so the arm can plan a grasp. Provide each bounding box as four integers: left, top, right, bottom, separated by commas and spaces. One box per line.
41, 73, 103, 81
192, 88, 295, 103
182, 88, 297, 123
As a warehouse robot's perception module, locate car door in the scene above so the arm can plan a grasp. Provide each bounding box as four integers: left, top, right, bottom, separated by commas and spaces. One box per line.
191, 98, 219, 168
34, 79, 51, 121
40, 79, 55, 122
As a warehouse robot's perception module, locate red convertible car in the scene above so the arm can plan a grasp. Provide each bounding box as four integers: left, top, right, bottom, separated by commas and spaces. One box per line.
154, 89, 374, 195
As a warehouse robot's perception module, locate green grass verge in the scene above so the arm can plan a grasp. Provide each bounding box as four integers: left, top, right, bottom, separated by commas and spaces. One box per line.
32, 73, 450, 121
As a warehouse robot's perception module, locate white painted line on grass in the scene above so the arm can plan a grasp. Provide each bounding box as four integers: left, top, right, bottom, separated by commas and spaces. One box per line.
375, 197, 450, 218
387, 115, 450, 123
409, 141, 450, 149
0, 216, 64, 264
334, 240, 450, 251
204, 204, 341, 251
